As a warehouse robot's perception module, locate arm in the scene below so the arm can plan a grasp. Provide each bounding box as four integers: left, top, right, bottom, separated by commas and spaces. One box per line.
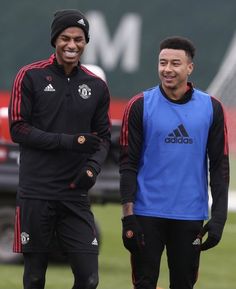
201, 97, 230, 250
9, 70, 100, 153
119, 93, 145, 252
70, 84, 111, 189
87, 84, 111, 173
119, 93, 144, 214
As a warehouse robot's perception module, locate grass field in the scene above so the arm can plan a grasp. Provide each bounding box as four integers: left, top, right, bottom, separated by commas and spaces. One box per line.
0, 204, 235, 289
230, 155, 236, 190
0, 156, 235, 288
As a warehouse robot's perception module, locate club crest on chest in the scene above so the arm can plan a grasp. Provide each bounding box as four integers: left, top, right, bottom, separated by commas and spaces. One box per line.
78, 84, 92, 99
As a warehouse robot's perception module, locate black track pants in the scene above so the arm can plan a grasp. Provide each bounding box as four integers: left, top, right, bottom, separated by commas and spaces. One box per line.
130, 216, 203, 289
23, 252, 98, 289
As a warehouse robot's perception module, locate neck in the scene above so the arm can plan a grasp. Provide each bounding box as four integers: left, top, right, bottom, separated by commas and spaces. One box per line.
162, 84, 188, 101
55, 54, 78, 75
63, 63, 77, 75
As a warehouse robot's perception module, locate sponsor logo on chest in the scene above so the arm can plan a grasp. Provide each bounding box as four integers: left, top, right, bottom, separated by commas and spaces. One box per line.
165, 124, 193, 144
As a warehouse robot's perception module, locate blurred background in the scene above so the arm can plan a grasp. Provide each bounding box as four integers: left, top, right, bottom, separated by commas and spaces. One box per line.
0, 0, 235, 288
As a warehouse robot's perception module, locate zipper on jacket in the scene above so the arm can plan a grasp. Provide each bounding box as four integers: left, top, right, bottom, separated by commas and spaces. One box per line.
66, 78, 71, 97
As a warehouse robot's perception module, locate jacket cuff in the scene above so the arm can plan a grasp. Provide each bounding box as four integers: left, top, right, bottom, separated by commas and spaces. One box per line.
59, 134, 74, 149
86, 160, 101, 175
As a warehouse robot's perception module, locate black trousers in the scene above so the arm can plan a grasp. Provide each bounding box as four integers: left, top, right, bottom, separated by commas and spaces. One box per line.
131, 216, 203, 289
16, 199, 99, 289
23, 252, 98, 289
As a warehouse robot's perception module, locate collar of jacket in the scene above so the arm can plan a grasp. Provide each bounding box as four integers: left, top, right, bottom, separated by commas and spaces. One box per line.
160, 82, 194, 104
50, 53, 81, 76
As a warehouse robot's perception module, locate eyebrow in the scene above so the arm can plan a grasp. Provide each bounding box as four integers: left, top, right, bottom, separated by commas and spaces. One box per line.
59, 34, 84, 39
159, 58, 181, 62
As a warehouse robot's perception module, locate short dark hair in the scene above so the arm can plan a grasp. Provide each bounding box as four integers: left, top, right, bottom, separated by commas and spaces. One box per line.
159, 36, 195, 60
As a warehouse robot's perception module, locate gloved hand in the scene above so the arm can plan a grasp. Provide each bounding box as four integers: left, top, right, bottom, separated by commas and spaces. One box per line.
200, 219, 225, 251
72, 134, 101, 153
70, 166, 97, 190
60, 133, 101, 154
122, 215, 145, 253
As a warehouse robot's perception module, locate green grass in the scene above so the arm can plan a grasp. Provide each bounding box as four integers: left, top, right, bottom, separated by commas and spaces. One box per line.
0, 204, 235, 289
230, 155, 236, 190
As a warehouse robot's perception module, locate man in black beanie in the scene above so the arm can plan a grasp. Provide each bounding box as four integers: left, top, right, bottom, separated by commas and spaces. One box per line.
9, 9, 111, 289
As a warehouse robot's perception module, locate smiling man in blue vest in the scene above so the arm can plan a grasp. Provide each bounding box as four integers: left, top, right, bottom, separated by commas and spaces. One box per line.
119, 36, 229, 289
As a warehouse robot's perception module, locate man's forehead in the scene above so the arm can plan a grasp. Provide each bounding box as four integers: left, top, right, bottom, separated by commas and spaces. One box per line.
159, 48, 187, 59
59, 26, 85, 36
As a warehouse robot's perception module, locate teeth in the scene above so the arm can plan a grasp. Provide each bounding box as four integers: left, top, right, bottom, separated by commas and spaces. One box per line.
64, 51, 78, 57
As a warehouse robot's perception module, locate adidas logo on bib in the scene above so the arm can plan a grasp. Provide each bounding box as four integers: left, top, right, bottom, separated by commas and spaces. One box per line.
165, 124, 193, 144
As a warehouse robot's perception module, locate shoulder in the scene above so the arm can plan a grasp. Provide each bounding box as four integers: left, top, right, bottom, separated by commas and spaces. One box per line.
193, 88, 218, 107
193, 87, 211, 98
141, 85, 162, 103
16, 56, 54, 78
13, 56, 54, 89
81, 64, 106, 81
125, 92, 144, 112
80, 65, 107, 85
192, 87, 223, 105
122, 92, 144, 122
80, 64, 110, 96
210, 96, 225, 118
192, 88, 226, 119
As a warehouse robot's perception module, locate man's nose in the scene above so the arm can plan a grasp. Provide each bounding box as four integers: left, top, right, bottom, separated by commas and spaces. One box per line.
67, 39, 77, 48
164, 63, 172, 71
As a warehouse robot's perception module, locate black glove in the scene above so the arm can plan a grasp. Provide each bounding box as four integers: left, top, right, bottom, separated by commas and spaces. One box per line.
72, 134, 101, 154
70, 166, 97, 190
200, 219, 225, 251
122, 215, 145, 253
60, 133, 101, 154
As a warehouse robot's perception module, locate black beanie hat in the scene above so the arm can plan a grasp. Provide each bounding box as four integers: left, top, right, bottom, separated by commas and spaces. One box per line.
51, 9, 90, 47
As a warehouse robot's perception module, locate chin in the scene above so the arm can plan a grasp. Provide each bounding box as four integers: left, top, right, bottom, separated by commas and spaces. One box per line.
64, 55, 78, 61
64, 58, 79, 64
163, 83, 175, 89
